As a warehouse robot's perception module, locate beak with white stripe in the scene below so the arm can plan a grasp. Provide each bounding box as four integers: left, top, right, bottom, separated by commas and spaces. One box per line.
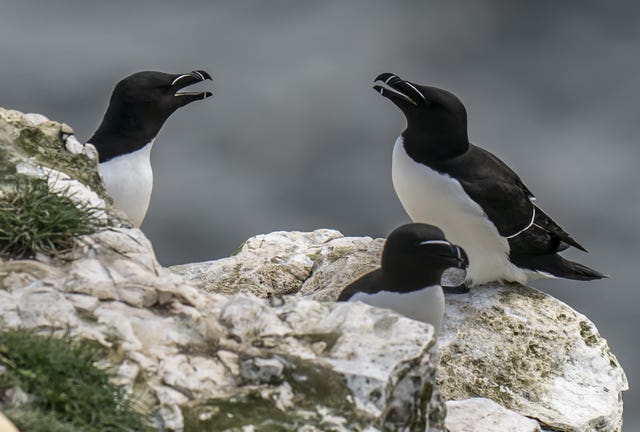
373, 72, 469, 159
373, 73, 427, 106
169, 70, 213, 107
419, 239, 469, 269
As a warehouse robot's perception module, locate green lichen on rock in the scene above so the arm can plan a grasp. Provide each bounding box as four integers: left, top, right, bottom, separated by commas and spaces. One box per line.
439, 335, 556, 409
279, 354, 355, 414
579, 321, 599, 347
0, 328, 153, 432
0, 109, 109, 202
438, 284, 626, 432
438, 296, 565, 408
13, 127, 105, 198
184, 352, 371, 431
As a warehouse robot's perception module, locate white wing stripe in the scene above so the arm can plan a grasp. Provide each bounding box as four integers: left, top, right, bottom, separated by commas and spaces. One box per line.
505, 207, 536, 239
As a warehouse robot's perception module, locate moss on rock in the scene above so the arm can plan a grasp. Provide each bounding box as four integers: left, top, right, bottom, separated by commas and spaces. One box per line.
0, 109, 109, 202
0, 328, 152, 432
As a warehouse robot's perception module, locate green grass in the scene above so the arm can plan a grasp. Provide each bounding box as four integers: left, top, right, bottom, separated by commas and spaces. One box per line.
0, 176, 108, 259
0, 328, 153, 432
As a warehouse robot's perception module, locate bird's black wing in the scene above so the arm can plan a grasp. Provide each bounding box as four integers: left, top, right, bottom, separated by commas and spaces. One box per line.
436, 144, 586, 255
337, 270, 385, 301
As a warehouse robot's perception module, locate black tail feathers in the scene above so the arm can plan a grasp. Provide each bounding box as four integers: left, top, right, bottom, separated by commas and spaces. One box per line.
511, 253, 606, 281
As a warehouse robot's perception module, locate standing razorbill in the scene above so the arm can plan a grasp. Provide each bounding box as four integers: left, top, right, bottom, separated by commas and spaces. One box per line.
372, 73, 604, 289
88, 70, 212, 227
338, 223, 468, 331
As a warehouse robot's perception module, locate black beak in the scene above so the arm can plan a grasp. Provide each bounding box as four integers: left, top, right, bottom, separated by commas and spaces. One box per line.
373, 72, 426, 106
171, 70, 213, 106
452, 245, 469, 269
419, 240, 468, 269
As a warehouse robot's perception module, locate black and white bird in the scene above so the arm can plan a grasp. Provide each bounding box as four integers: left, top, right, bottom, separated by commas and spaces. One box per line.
338, 223, 468, 331
373, 73, 605, 290
88, 70, 213, 227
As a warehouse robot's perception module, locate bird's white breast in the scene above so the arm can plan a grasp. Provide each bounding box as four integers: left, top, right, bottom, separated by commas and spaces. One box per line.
392, 136, 529, 286
97, 140, 154, 227
350, 285, 445, 332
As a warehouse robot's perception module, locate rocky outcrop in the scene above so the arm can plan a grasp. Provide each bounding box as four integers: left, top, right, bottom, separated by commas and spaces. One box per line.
439, 285, 627, 432
171, 229, 384, 302
0, 108, 444, 431
175, 233, 628, 432
0, 108, 628, 431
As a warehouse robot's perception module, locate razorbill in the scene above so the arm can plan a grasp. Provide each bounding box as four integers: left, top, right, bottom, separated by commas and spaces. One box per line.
88, 70, 212, 227
337, 223, 468, 331
372, 73, 605, 289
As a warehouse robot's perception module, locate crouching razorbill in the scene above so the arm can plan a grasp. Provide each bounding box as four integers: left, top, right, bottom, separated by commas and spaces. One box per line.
373, 73, 605, 290
88, 70, 213, 227
338, 223, 468, 332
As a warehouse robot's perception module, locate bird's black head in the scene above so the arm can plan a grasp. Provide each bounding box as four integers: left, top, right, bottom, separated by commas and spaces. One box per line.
90, 70, 213, 162
381, 223, 468, 288
373, 73, 469, 161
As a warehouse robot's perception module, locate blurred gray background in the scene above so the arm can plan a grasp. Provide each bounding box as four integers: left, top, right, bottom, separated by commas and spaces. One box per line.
1, 0, 638, 428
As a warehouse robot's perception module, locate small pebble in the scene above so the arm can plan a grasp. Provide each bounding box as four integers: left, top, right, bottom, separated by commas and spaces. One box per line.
25, 113, 50, 126
83, 143, 99, 160
65, 135, 84, 155
60, 123, 74, 135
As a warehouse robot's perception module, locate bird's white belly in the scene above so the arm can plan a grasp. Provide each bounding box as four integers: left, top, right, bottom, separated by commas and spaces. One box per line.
97, 141, 154, 227
350, 285, 445, 333
392, 137, 528, 286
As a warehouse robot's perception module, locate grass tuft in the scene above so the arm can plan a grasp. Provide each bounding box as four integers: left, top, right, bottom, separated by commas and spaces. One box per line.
0, 176, 107, 259
0, 328, 153, 432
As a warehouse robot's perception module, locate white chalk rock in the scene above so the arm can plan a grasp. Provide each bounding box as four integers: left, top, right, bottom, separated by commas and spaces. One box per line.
171, 229, 383, 301
0, 109, 445, 430
0, 108, 627, 431
82, 142, 98, 160
438, 285, 627, 432
175, 230, 628, 432
24, 112, 50, 126
446, 398, 540, 432
64, 135, 84, 154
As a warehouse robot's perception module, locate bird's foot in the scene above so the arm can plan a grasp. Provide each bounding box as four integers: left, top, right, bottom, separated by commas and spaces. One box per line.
442, 283, 470, 294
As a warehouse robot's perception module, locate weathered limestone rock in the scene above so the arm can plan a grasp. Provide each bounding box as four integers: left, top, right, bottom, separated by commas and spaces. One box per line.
438, 285, 627, 432
0, 108, 444, 431
1, 249, 444, 431
0, 108, 111, 204
176, 230, 628, 432
445, 398, 540, 432
0, 107, 628, 431
171, 230, 384, 301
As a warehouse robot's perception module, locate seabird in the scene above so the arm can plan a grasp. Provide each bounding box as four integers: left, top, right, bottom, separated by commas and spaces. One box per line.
88, 70, 212, 227
338, 223, 468, 331
373, 73, 605, 290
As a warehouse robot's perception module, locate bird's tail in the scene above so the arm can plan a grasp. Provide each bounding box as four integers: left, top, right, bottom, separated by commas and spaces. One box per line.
511, 253, 607, 281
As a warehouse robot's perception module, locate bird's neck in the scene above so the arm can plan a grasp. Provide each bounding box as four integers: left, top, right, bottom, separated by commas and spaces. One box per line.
381, 266, 442, 293
401, 128, 469, 164
88, 103, 164, 163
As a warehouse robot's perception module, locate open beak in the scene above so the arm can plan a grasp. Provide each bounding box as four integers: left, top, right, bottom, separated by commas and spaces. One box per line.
171, 70, 213, 105
373, 72, 426, 106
